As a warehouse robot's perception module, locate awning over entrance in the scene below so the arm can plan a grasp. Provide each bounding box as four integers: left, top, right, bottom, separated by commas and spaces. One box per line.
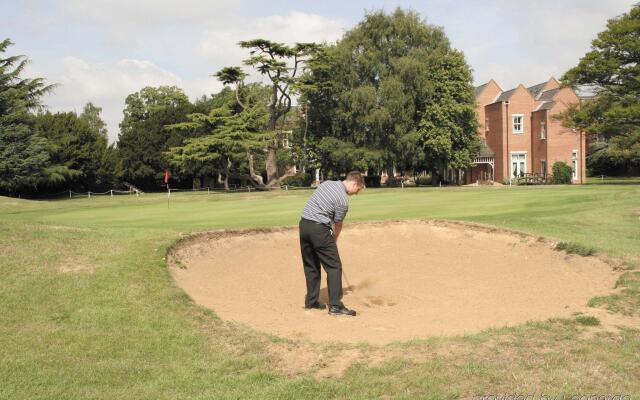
472, 141, 495, 181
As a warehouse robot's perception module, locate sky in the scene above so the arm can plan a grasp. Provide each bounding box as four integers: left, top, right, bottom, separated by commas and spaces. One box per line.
1, 0, 636, 143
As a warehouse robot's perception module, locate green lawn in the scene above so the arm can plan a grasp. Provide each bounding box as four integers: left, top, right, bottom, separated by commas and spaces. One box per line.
1, 184, 639, 399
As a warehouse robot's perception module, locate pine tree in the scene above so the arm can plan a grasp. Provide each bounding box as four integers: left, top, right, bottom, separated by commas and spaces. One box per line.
165, 84, 271, 190
0, 38, 53, 194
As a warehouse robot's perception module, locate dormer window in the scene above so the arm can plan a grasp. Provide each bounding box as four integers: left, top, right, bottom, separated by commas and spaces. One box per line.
512, 114, 524, 134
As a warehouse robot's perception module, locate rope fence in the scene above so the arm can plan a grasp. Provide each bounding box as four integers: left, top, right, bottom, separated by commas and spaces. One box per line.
15, 184, 316, 200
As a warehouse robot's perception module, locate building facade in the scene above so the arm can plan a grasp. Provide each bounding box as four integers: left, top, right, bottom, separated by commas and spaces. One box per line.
470, 78, 587, 184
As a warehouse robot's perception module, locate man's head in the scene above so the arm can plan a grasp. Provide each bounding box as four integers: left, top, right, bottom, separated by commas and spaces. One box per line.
342, 171, 365, 195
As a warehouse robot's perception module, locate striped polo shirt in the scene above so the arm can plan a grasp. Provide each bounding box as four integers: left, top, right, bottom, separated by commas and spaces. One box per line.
301, 180, 349, 227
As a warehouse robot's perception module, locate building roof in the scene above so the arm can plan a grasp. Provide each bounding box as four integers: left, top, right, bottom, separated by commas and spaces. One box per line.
527, 82, 548, 99
475, 82, 490, 97
538, 88, 559, 101
494, 87, 517, 102
535, 101, 555, 111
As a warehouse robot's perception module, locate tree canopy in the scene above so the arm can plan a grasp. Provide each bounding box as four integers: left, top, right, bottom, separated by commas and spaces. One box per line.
165, 84, 272, 190
301, 9, 478, 182
117, 86, 194, 189
35, 108, 115, 191
561, 4, 640, 174
0, 38, 53, 194
216, 39, 319, 187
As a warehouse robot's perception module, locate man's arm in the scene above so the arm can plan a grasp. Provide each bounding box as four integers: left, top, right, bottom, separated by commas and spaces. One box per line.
333, 220, 343, 241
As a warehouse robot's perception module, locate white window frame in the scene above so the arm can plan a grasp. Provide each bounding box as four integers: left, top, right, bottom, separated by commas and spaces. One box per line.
510, 152, 527, 178
572, 150, 578, 180
540, 121, 546, 140
512, 114, 524, 134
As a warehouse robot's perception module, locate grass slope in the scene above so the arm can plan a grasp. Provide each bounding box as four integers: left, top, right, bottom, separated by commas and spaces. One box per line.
1, 184, 639, 399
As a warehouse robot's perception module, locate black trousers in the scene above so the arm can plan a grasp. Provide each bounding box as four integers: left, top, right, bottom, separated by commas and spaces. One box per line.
299, 218, 343, 307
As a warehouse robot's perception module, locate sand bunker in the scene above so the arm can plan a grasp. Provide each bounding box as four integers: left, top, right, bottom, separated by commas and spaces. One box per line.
169, 220, 619, 345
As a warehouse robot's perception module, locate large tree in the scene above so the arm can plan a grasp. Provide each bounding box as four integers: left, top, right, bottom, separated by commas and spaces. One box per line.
165, 84, 271, 190
117, 86, 194, 189
0, 39, 52, 194
302, 9, 478, 182
417, 51, 479, 184
216, 40, 318, 188
560, 4, 640, 175
35, 108, 115, 191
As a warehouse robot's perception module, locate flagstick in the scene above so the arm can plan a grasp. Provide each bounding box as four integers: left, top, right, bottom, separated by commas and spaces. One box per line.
167, 183, 170, 209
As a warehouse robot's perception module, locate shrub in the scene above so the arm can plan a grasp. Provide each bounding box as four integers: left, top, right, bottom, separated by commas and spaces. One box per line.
415, 175, 432, 186
385, 177, 399, 187
364, 175, 381, 188
281, 172, 313, 187
552, 161, 573, 184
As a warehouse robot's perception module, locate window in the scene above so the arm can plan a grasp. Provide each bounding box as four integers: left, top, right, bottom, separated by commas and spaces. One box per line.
572, 151, 578, 180
540, 121, 546, 140
512, 114, 524, 134
541, 160, 547, 177
511, 153, 527, 178
485, 118, 489, 132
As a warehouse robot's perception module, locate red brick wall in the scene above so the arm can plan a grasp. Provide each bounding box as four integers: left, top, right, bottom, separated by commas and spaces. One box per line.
475, 80, 502, 139
546, 88, 585, 183
485, 102, 505, 181
503, 85, 535, 180
531, 110, 548, 174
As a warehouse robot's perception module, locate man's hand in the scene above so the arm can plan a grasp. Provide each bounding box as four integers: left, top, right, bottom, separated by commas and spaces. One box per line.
333, 221, 343, 242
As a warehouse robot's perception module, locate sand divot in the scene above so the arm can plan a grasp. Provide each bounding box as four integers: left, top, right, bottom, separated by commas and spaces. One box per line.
169, 220, 621, 345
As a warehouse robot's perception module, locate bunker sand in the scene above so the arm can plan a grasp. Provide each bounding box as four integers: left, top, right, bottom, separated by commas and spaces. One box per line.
170, 220, 619, 345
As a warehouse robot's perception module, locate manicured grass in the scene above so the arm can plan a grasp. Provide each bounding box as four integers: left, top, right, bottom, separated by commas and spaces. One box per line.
1, 184, 639, 399
586, 176, 640, 185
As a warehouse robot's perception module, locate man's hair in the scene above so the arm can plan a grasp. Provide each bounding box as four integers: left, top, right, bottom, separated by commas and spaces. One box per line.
344, 171, 365, 186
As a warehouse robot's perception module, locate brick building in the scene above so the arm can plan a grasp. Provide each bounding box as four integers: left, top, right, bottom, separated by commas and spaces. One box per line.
469, 77, 587, 184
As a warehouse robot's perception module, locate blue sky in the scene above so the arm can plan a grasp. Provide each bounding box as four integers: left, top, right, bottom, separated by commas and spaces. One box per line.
1, 0, 636, 142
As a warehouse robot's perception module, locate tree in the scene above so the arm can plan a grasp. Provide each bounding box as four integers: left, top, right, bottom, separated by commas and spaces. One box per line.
216, 40, 318, 187
417, 51, 480, 185
80, 102, 108, 139
165, 84, 272, 190
560, 4, 640, 175
35, 109, 115, 191
0, 38, 53, 194
301, 9, 478, 182
117, 86, 194, 189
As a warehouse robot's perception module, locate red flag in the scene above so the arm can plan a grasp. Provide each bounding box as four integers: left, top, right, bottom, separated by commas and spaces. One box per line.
163, 169, 170, 184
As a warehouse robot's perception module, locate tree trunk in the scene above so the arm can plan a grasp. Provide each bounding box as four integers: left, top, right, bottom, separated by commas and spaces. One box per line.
265, 145, 279, 188
431, 160, 440, 186
302, 103, 308, 173
223, 157, 230, 191
247, 152, 267, 189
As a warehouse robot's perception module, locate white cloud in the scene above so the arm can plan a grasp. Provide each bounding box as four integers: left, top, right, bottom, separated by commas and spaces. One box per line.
40, 56, 222, 143
459, 0, 637, 89
198, 11, 348, 73
60, 0, 238, 27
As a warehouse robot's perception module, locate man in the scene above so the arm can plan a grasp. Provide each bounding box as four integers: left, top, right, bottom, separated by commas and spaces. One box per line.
299, 171, 365, 316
